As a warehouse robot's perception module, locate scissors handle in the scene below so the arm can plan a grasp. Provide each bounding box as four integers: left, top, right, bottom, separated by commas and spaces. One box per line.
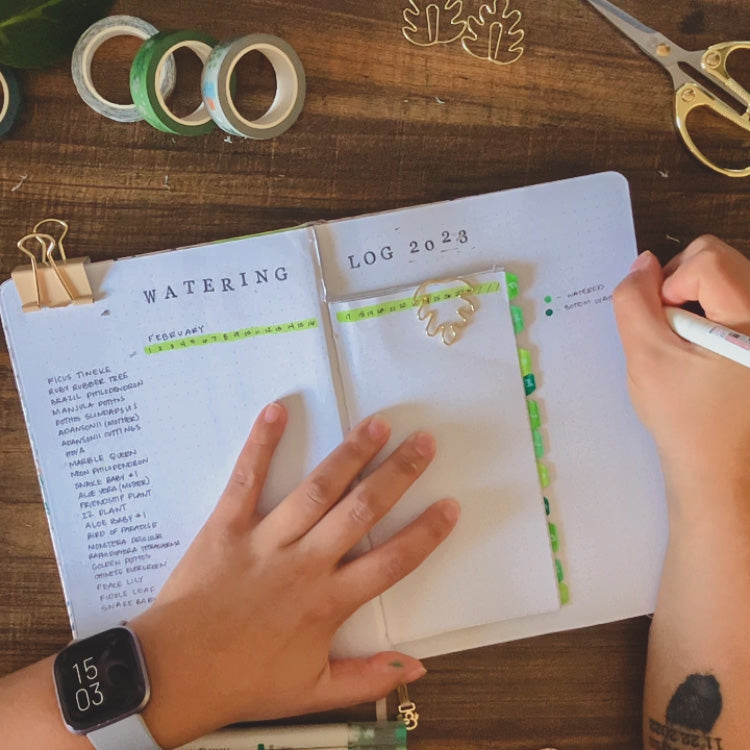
674, 42, 750, 178
701, 41, 750, 109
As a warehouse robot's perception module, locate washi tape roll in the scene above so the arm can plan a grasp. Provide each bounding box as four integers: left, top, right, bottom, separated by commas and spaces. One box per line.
72, 16, 177, 123
131, 30, 218, 136
202, 34, 305, 140
0, 64, 21, 138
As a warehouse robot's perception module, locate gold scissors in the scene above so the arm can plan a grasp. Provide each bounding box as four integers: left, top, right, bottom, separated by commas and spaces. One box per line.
584, 0, 750, 178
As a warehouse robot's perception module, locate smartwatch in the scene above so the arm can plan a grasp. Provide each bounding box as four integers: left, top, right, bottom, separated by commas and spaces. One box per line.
53, 625, 161, 749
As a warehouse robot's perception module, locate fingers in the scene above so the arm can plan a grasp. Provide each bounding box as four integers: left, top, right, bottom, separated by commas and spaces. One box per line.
213, 402, 288, 530
334, 499, 460, 611
613, 251, 675, 363
260, 415, 391, 546
662, 234, 735, 275
316, 652, 426, 710
661, 235, 750, 330
306, 431, 439, 559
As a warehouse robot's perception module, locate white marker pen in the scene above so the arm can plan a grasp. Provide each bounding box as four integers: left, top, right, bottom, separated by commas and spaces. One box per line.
665, 307, 750, 369
176, 721, 408, 750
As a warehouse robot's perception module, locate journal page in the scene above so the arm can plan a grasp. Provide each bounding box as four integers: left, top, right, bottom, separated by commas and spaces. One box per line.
314, 172, 667, 658
327, 270, 559, 646
0, 228, 386, 653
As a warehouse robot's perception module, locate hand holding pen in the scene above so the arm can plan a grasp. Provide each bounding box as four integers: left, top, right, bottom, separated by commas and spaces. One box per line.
613, 235, 750, 512
614, 235, 750, 747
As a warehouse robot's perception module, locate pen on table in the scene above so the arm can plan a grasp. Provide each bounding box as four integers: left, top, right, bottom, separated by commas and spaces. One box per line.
176, 721, 408, 750
665, 307, 750, 368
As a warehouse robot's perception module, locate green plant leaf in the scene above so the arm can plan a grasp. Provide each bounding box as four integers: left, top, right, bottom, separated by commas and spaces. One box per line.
0, 0, 116, 69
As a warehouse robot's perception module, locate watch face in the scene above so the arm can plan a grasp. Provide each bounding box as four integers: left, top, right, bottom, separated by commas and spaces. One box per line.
53, 626, 149, 733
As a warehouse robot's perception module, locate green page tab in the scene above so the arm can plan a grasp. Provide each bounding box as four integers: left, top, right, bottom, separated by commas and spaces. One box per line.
510, 305, 524, 334
527, 400, 541, 429
506, 272, 519, 299
518, 348, 532, 376
532, 428, 544, 458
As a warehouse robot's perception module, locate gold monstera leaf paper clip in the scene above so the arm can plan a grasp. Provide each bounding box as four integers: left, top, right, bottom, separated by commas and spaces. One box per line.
402, 0, 525, 65
413, 277, 479, 346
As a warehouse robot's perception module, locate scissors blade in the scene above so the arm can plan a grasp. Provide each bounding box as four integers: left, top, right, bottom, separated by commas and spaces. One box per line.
584, 0, 679, 63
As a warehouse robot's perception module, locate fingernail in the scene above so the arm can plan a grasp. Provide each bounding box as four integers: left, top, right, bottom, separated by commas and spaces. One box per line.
403, 664, 427, 682
413, 431, 435, 458
630, 250, 654, 273
263, 402, 283, 423
441, 498, 461, 523
367, 414, 390, 441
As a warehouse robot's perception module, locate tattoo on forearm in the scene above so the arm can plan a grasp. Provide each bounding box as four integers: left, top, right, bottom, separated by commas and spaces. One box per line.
667, 674, 722, 733
648, 673, 724, 750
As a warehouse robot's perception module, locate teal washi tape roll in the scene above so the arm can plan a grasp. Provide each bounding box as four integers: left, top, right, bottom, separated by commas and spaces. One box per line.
130, 30, 218, 136
201, 34, 305, 140
72, 16, 177, 123
0, 64, 21, 138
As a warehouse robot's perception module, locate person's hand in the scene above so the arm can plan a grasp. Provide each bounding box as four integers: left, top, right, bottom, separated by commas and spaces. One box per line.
613, 235, 750, 514
130, 403, 460, 748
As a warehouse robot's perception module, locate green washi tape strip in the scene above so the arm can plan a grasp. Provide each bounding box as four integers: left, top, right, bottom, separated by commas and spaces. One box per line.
144, 317, 318, 354
130, 30, 218, 135
336, 281, 501, 323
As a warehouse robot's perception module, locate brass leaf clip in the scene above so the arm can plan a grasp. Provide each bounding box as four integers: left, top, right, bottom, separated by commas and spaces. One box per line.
413, 277, 479, 345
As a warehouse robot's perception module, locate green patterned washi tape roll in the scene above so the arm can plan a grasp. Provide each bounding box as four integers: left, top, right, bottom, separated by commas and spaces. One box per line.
72, 16, 176, 123
130, 30, 217, 135
0, 64, 21, 137
201, 34, 305, 139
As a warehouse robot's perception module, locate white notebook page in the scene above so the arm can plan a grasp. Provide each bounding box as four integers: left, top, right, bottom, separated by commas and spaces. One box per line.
328, 270, 559, 645
0, 230, 376, 642
316, 172, 668, 657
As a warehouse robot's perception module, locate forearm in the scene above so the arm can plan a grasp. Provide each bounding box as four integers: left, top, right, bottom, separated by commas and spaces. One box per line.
0, 408, 448, 750
643, 495, 750, 749
0, 612, 214, 750
611, 241, 750, 748
0, 656, 88, 749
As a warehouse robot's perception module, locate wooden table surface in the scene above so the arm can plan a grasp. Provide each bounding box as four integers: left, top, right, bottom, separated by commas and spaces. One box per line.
0, 1, 748, 748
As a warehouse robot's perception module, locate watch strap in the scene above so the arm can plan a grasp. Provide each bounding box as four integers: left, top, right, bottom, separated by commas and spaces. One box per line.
88, 714, 161, 750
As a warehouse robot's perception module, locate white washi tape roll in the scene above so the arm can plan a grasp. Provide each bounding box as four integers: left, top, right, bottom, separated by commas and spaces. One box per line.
202, 34, 306, 140
72, 15, 177, 123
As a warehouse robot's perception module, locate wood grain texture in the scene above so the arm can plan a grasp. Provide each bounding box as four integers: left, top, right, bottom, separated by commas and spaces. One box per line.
0, 1, 747, 747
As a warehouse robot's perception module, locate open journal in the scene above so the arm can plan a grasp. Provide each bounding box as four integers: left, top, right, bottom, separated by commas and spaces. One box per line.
0, 171, 667, 660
